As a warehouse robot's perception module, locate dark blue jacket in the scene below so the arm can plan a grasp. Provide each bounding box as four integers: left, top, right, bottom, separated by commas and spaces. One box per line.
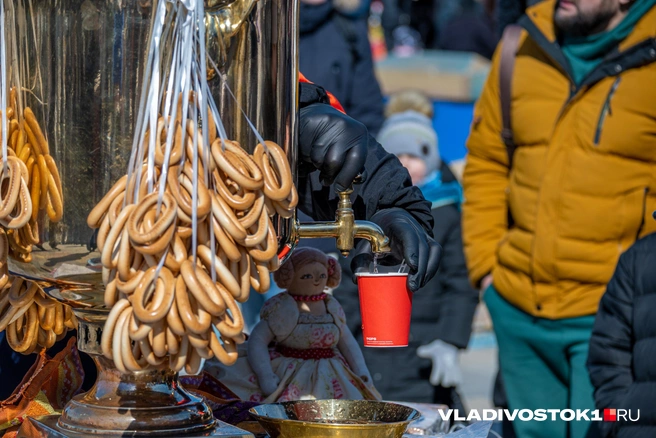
299, 2, 385, 135
587, 232, 656, 438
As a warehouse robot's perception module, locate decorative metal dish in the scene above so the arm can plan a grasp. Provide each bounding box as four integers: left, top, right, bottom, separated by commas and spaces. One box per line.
249, 399, 420, 438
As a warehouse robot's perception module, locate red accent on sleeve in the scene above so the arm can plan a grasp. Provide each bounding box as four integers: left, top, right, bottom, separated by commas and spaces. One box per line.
299, 72, 346, 114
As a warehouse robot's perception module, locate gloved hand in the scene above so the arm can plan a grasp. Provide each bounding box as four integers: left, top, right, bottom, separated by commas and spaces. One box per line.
351, 208, 442, 292
299, 103, 369, 191
416, 339, 462, 387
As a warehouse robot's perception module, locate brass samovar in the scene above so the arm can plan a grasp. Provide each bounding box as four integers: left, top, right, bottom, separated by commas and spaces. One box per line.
9, 0, 389, 436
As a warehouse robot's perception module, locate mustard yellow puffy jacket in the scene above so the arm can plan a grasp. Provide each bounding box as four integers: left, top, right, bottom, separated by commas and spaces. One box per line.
463, 0, 656, 319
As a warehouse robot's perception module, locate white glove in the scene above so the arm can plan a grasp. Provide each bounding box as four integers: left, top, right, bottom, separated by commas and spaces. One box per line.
416, 339, 462, 387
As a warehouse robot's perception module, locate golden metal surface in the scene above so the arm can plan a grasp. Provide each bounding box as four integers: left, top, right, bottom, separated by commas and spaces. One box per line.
250, 400, 420, 438
19, 415, 254, 438
51, 307, 218, 436
7, 0, 301, 285
296, 187, 391, 257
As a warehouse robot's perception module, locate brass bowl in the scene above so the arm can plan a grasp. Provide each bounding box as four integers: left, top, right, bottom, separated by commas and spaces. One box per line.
249, 399, 420, 438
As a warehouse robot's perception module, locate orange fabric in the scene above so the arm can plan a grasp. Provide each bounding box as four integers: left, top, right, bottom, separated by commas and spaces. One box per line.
299, 72, 346, 114
0, 338, 84, 435
463, 0, 656, 319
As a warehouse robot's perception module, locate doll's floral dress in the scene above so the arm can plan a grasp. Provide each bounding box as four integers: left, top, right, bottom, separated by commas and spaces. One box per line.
207, 292, 380, 403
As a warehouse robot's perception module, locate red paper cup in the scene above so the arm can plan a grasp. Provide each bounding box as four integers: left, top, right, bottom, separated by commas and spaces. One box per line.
355, 273, 412, 347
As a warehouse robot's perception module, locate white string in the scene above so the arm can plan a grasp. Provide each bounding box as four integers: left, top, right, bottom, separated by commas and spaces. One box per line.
157, 4, 191, 216
126, 0, 169, 205
205, 53, 268, 152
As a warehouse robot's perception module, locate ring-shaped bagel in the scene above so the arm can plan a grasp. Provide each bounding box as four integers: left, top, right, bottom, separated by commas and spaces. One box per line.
211, 139, 263, 191
178, 173, 211, 219
247, 218, 278, 262
168, 333, 189, 372
211, 216, 242, 262
250, 259, 271, 294
121, 309, 145, 372
212, 168, 256, 211
132, 222, 176, 255
255, 141, 293, 202
240, 207, 269, 248
175, 275, 212, 335
128, 310, 153, 341
166, 294, 187, 336
210, 192, 247, 242
212, 284, 244, 338
197, 245, 240, 299
166, 326, 180, 355
132, 266, 175, 324
150, 320, 168, 358
154, 121, 184, 167
110, 307, 131, 373
127, 192, 177, 245
6, 304, 38, 353
0, 157, 22, 219
101, 299, 131, 359
237, 191, 265, 229
1, 176, 32, 229
101, 204, 136, 269
210, 331, 238, 366
181, 260, 226, 317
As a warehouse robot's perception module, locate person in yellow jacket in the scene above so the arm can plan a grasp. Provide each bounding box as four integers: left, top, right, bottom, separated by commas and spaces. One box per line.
462, 0, 656, 436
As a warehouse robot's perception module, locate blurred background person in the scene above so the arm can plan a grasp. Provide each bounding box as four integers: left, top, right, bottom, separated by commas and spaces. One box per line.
333, 90, 478, 408
587, 230, 656, 438
495, 0, 539, 35
463, 0, 656, 436
378, 0, 498, 54
300, 0, 385, 134
438, 0, 498, 59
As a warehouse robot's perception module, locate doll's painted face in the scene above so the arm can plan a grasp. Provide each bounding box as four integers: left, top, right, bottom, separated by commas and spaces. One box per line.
288, 262, 329, 296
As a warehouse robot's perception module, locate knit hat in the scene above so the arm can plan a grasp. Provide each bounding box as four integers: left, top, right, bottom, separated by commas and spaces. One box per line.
377, 110, 440, 175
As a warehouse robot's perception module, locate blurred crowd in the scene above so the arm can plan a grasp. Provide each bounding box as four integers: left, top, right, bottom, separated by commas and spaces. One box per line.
375, 0, 498, 59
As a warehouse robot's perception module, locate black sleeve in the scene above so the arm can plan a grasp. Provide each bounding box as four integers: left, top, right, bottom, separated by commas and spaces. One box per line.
496, 0, 527, 36
587, 252, 635, 438
432, 206, 479, 349
297, 141, 434, 236
297, 82, 434, 235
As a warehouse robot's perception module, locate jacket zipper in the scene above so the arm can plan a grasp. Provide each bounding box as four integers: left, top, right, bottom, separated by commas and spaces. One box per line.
594, 77, 622, 145
635, 187, 649, 241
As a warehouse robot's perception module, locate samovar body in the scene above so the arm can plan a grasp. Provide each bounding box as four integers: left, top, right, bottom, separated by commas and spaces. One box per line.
8, 0, 299, 286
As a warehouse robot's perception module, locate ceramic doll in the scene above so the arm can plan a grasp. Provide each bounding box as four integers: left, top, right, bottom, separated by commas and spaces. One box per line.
206, 247, 380, 403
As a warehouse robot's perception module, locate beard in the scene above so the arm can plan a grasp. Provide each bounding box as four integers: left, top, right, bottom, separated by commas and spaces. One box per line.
554, 0, 618, 37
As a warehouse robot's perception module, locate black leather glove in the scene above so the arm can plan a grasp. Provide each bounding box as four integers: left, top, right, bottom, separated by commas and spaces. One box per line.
299, 103, 369, 191
351, 208, 442, 292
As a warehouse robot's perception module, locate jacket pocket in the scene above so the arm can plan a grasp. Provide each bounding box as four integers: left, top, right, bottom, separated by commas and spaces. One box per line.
594, 77, 621, 146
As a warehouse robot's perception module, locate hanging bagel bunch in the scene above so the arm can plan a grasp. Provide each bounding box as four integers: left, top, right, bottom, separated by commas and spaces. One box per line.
0, 87, 73, 355
0, 275, 77, 354
87, 111, 298, 375
0, 87, 64, 264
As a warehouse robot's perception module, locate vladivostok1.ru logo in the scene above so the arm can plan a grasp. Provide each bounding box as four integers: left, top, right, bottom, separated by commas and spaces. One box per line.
438, 409, 640, 423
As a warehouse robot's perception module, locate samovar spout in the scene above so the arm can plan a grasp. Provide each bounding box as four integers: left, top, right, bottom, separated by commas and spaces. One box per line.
352, 221, 391, 255
296, 187, 391, 257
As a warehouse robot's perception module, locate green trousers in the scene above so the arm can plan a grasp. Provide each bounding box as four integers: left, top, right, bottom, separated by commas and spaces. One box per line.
484, 286, 597, 438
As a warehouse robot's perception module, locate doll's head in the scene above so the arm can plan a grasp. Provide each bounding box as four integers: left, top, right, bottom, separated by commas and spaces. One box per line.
273, 248, 341, 295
